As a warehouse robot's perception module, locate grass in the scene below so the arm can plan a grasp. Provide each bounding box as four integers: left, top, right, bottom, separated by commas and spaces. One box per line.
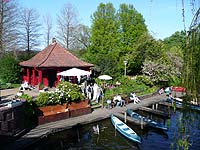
0, 83, 20, 90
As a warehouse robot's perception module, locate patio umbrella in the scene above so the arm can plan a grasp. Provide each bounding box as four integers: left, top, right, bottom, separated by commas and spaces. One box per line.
57, 68, 91, 77
98, 75, 112, 80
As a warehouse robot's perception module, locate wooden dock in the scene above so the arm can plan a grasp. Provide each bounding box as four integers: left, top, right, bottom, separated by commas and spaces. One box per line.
159, 101, 183, 109
138, 106, 169, 118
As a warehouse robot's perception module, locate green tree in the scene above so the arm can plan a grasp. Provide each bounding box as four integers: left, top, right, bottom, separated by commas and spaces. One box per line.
163, 31, 186, 51
0, 53, 21, 83
116, 4, 148, 75
86, 3, 119, 76
86, 3, 149, 77
183, 24, 200, 98
117, 3, 147, 55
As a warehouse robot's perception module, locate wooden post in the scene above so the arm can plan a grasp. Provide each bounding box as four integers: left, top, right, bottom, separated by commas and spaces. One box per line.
77, 128, 80, 142
101, 95, 104, 108
156, 103, 158, 110
101, 86, 104, 108
124, 111, 127, 123
152, 104, 154, 110
38, 70, 42, 84
141, 117, 143, 129
115, 123, 117, 136
27, 68, 30, 83
97, 124, 99, 135
32, 69, 36, 86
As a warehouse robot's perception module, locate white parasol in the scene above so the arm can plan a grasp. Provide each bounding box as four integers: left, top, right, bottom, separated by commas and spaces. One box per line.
57, 68, 91, 77
98, 75, 112, 80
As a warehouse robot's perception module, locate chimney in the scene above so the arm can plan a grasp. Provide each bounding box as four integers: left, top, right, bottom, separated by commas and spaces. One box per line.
52, 38, 56, 44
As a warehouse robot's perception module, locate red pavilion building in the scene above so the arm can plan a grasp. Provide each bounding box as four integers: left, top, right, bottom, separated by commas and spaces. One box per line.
19, 41, 94, 87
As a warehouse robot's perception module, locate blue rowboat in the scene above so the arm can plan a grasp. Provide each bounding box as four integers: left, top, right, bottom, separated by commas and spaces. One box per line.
126, 109, 168, 131
111, 114, 141, 143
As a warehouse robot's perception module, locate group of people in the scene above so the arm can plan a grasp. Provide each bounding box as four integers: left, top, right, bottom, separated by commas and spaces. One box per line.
80, 82, 103, 103
113, 94, 126, 107
107, 92, 141, 108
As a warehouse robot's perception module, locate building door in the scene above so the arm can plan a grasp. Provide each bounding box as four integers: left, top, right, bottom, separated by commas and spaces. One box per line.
48, 69, 57, 87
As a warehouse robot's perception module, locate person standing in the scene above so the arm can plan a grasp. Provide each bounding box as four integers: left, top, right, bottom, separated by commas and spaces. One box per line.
96, 85, 103, 103
92, 83, 98, 102
86, 83, 93, 101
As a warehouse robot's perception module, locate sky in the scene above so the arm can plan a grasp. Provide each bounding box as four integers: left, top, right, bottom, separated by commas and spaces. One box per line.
18, 0, 199, 40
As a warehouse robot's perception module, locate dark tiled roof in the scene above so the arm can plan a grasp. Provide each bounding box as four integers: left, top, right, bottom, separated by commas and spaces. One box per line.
19, 42, 94, 68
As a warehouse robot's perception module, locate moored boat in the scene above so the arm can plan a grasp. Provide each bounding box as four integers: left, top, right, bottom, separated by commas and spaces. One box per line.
111, 114, 141, 143
126, 109, 168, 131
166, 97, 200, 111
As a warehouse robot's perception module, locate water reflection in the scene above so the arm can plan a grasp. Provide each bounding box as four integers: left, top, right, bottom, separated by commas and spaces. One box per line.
170, 107, 200, 150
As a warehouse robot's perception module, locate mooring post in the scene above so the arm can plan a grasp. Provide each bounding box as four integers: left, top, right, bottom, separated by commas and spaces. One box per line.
152, 104, 154, 110
115, 123, 117, 136
124, 111, 127, 123
156, 103, 158, 110
141, 117, 143, 129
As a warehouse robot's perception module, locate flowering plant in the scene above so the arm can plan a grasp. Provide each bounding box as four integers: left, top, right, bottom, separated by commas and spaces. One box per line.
36, 81, 85, 106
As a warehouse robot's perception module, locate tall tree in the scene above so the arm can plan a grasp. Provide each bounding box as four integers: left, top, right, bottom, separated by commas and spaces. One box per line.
87, 3, 119, 76
183, 16, 200, 98
117, 4, 147, 55
18, 7, 41, 52
116, 4, 148, 75
72, 24, 90, 50
0, 0, 19, 56
163, 31, 186, 51
56, 2, 78, 49
43, 14, 53, 47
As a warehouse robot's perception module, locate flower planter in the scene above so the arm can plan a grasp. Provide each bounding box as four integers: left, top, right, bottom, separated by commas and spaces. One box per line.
38, 103, 68, 116
68, 100, 91, 117
37, 100, 91, 125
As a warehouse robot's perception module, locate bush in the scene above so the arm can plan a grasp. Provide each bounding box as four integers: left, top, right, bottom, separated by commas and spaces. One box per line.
35, 81, 85, 107
35, 92, 51, 107
0, 53, 21, 84
18, 94, 37, 127
54, 81, 85, 103
136, 75, 154, 87
103, 75, 157, 99
19, 94, 33, 102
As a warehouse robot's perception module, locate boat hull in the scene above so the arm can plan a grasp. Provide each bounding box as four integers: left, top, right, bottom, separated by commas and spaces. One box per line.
126, 109, 168, 131
111, 114, 141, 143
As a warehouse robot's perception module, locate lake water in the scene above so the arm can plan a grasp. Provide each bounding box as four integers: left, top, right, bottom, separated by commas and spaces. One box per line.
30, 105, 200, 150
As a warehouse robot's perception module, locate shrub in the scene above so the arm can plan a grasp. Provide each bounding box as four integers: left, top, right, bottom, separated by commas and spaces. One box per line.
55, 81, 85, 103
0, 53, 21, 84
136, 75, 153, 87
19, 94, 33, 102
35, 92, 51, 107
19, 94, 37, 127
35, 81, 85, 107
